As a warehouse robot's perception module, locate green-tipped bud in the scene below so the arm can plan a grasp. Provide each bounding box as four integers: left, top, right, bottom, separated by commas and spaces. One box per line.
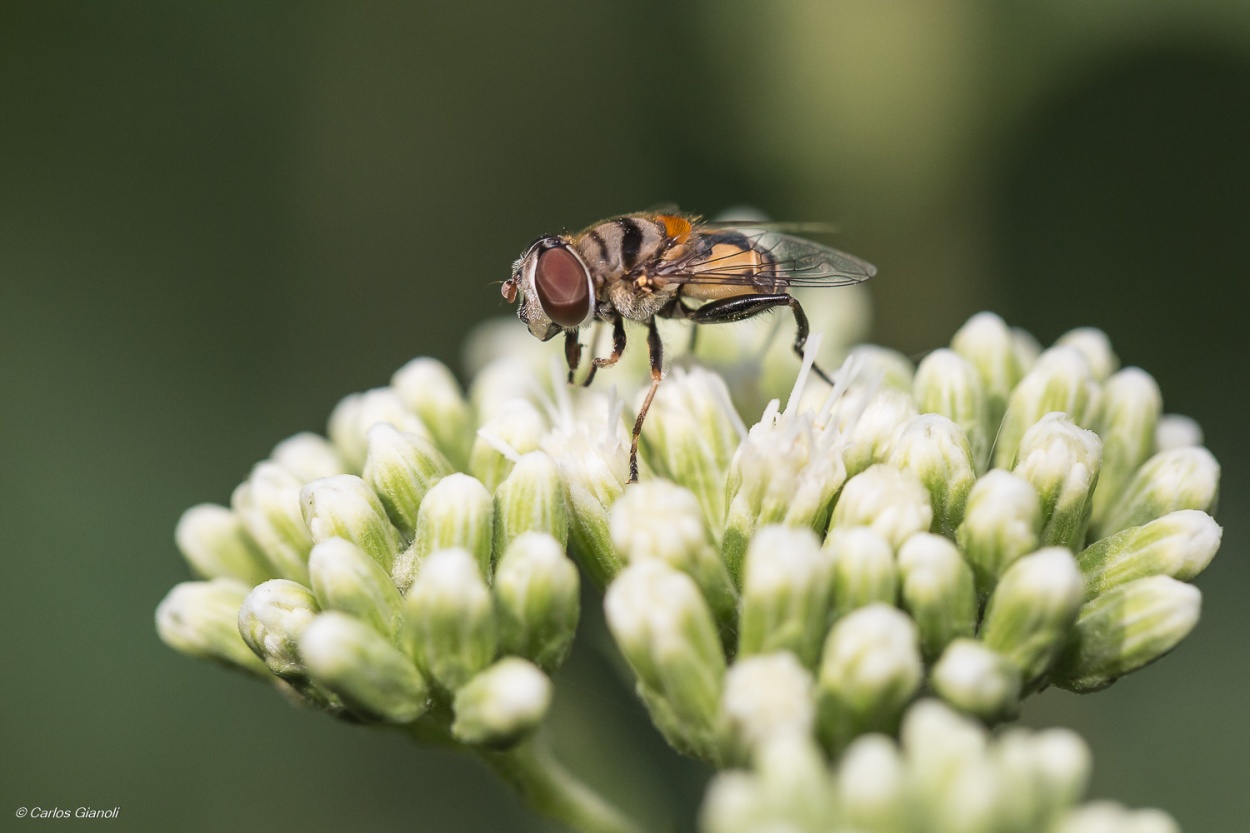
308, 538, 404, 639
327, 388, 429, 472
391, 357, 473, 469
361, 423, 453, 539
836, 735, 906, 833
931, 638, 1022, 723
816, 604, 923, 750
1091, 369, 1161, 531
896, 533, 977, 659
175, 504, 274, 586
980, 547, 1085, 684
889, 414, 977, 537
1013, 413, 1103, 552
951, 312, 1028, 432
845, 344, 916, 391
913, 348, 990, 471
899, 699, 1002, 833
156, 579, 269, 676
1012, 326, 1042, 370
1009, 728, 1093, 828
604, 559, 725, 758
542, 415, 629, 589
271, 432, 346, 482
701, 735, 835, 833
995, 346, 1100, 469
492, 532, 579, 671
718, 652, 815, 765
1053, 575, 1201, 692
1078, 510, 1221, 599
231, 462, 314, 584
639, 367, 743, 533
1155, 414, 1202, 452
237, 578, 322, 679
1056, 803, 1180, 833
738, 526, 831, 667
830, 464, 933, 550
403, 547, 497, 691
841, 388, 917, 476
610, 480, 736, 630
957, 469, 1043, 597
493, 451, 569, 557
1056, 327, 1119, 382
470, 399, 548, 492
300, 475, 403, 574
300, 611, 428, 723
825, 526, 897, 618
399, 473, 494, 591
1098, 447, 1220, 537
452, 657, 552, 747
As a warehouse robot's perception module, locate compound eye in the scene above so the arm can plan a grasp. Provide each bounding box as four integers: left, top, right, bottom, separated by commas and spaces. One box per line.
534, 246, 591, 328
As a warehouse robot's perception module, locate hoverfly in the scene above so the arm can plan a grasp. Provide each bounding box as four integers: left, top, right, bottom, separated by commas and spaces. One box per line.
502, 211, 877, 483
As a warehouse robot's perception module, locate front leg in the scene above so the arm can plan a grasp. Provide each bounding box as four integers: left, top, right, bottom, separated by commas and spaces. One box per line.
629, 318, 664, 484
685, 293, 834, 385
582, 316, 627, 388
564, 330, 582, 385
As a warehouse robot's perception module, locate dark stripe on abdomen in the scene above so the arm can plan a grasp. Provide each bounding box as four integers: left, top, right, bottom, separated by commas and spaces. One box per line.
617, 218, 643, 271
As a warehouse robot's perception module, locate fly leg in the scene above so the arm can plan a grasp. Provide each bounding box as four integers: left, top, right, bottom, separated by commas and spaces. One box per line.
629, 318, 664, 484
685, 294, 835, 385
582, 316, 627, 388
564, 330, 582, 385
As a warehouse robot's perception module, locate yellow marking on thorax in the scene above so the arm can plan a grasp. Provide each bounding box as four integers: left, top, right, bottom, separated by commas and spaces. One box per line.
682, 242, 767, 301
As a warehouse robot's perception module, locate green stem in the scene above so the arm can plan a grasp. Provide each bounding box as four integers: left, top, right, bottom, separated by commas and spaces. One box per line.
480, 735, 647, 833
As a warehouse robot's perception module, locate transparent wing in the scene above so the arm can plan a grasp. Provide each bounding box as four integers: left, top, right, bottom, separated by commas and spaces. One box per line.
655, 227, 877, 288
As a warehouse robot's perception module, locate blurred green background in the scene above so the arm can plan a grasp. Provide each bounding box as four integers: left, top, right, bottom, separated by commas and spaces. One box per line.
3, 2, 1249, 831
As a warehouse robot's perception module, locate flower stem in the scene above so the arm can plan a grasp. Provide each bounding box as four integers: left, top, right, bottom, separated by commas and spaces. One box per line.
480, 735, 646, 833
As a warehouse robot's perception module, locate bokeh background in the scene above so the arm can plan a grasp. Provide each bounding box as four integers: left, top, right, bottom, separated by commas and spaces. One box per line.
3, 2, 1249, 831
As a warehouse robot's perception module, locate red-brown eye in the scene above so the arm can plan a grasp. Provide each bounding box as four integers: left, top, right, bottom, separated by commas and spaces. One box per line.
534, 246, 591, 328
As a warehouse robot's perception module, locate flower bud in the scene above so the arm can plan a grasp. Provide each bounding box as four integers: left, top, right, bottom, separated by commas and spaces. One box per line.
300, 611, 429, 723
1013, 413, 1103, 552
826, 526, 897, 618
931, 638, 1022, 723
889, 414, 977, 536
401, 473, 494, 590
452, 657, 552, 747
738, 526, 830, 667
492, 532, 579, 671
836, 735, 906, 832
639, 367, 743, 533
1052, 576, 1201, 693
175, 504, 274, 586
1056, 327, 1119, 382
237, 578, 321, 679
1155, 414, 1202, 452
610, 480, 736, 630
308, 538, 404, 638
300, 475, 404, 574
468, 356, 545, 423
830, 464, 933, 550
1027, 729, 1093, 826
980, 548, 1085, 684
816, 604, 922, 750
156, 579, 269, 676
1098, 447, 1220, 538
951, 312, 1027, 432
493, 451, 569, 557
361, 423, 453, 540
994, 346, 1100, 470
469, 398, 548, 493
327, 388, 429, 472
604, 559, 725, 757
845, 344, 916, 391
896, 533, 977, 660
1078, 510, 1221, 598
403, 547, 498, 692
391, 357, 474, 469
718, 652, 815, 765
957, 469, 1043, 597
840, 388, 917, 477
231, 462, 314, 584
913, 348, 990, 471
1055, 803, 1180, 833
1090, 369, 1161, 531
270, 432, 346, 482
